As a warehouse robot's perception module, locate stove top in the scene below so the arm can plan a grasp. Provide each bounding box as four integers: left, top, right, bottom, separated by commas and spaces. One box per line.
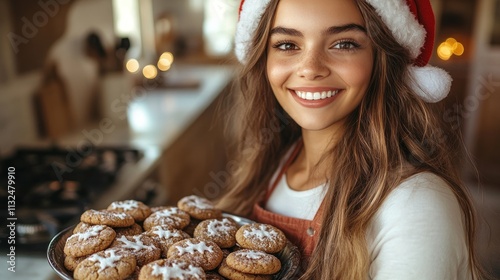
0, 145, 142, 248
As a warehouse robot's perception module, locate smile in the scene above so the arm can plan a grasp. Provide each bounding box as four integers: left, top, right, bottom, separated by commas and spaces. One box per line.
295, 90, 339, 100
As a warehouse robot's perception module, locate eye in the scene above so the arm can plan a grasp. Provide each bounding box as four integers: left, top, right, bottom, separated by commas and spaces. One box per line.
273, 41, 299, 51
333, 40, 360, 50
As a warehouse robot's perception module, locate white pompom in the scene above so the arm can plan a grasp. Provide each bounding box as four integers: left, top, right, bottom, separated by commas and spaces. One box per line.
407, 65, 453, 103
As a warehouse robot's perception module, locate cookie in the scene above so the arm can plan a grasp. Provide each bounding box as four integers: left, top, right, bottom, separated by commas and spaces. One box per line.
73, 248, 136, 280
218, 258, 272, 280
112, 234, 161, 266
205, 271, 226, 280
64, 255, 88, 272
144, 225, 190, 257
64, 224, 116, 257
114, 223, 143, 237
150, 206, 170, 213
138, 259, 206, 280
235, 223, 287, 253
81, 209, 135, 228
73, 222, 92, 233
167, 238, 223, 271
194, 218, 238, 248
178, 195, 222, 220
125, 266, 141, 280
143, 207, 190, 231
225, 249, 281, 275
107, 200, 152, 222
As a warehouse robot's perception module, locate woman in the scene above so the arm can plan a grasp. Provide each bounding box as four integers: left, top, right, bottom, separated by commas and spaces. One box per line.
217, 0, 488, 279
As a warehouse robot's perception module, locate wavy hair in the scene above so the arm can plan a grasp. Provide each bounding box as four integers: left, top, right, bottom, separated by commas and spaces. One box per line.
217, 0, 487, 279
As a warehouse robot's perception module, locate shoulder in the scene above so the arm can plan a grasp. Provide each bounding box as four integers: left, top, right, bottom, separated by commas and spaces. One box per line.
367, 172, 471, 279
379, 172, 459, 216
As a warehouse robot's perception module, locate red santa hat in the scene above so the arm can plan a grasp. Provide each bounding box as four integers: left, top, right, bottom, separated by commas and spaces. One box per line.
234, 0, 452, 103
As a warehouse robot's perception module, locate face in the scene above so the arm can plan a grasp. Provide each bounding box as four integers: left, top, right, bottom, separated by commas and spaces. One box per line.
266, 0, 373, 133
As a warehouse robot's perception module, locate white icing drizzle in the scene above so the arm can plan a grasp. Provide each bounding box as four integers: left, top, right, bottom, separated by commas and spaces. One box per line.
111, 200, 139, 211
206, 219, 233, 236
236, 250, 267, 260
175, 240, 214, 256
111, 212, 129, 220
151, 261, 204, 279
152, 227, 182, 239
88, 249, 124, 272
243, 224, 278, 241
69, 225, 104, 241
118, 235, 155, 252
155, 207, 181, 218
183, 195, 214, 210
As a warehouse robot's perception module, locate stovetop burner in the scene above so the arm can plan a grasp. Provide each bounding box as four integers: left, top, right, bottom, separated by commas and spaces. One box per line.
0, 145, 142, 248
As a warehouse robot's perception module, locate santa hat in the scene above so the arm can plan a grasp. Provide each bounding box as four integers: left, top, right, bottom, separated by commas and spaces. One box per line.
234, 0, 452, 103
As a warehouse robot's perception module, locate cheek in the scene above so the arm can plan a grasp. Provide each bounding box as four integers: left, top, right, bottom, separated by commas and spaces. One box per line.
266, 57, 291, 89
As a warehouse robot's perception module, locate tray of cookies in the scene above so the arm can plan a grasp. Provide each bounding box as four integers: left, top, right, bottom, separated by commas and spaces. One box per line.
47, 195, 301, 279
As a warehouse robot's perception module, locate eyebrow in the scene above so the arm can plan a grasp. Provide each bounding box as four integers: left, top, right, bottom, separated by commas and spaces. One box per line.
269, 23, 367, 37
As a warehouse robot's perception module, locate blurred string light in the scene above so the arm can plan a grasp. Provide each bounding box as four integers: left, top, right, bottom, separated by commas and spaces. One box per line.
157, 52, 174, 71
142, 65, 157, 79
437, 38, 465, 61
125, 52, 174, 77
126, 59, 140, 73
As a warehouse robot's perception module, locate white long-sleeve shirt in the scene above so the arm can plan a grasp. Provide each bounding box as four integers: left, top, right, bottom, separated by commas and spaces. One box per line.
267, 172, 471, 279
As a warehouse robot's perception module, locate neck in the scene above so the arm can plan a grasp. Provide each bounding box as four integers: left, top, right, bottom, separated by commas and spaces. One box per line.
287, 126, 344, 191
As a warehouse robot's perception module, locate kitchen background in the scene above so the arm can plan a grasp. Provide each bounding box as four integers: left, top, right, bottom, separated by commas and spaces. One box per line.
0, 0, 498, 279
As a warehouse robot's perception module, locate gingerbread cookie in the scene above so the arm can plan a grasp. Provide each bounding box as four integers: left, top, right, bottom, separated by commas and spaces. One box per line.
226, 249, 281, 275
64, 224, 116, 257
107, 200, 152, 222
235, 223, 287, 253
144, 225, 190, 257
194, 218, 238, 248
218, 258, 272, 280
205, 271, 226, 280
177, 195, 222, 220
114, 223, 143, 237
64, 255, 88, 272
167, 238, 223, 271
138, 259, 206, 280
143, 207, 190, 231
112, 234, 161, 266
73, 248, 136, 280
81, 209, 135, 228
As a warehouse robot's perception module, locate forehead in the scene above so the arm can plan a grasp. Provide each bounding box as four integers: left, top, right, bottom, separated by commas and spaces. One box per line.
272, 0, 365, 28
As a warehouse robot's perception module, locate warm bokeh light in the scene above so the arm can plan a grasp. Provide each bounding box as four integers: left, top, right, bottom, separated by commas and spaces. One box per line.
160, 52, 174, 64
437, 38, 465, 60
126, 59, 140, 73
157, 58, 172, 71
142, 65, 158, 79
453, 43, 465, 56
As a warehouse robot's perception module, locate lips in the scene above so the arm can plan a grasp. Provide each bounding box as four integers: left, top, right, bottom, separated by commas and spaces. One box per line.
289, 88, 341, 108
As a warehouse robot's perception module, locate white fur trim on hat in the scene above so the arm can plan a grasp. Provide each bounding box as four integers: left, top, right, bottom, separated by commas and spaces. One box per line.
407, 65, 452, 103
235, 0, 272, 63
365, 0, 426, 59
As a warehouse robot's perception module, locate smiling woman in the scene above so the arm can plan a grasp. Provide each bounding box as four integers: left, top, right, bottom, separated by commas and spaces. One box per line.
216, 0, 491, 279
266, 0, 373, 133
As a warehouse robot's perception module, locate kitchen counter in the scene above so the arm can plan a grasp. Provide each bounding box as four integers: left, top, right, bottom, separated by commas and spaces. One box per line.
0, 64, 235, 279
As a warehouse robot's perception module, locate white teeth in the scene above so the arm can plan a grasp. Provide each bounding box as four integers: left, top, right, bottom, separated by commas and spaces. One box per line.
295, 90, 338, 100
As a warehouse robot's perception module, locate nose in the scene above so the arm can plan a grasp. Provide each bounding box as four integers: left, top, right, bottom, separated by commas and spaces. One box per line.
296, 49, 330, 80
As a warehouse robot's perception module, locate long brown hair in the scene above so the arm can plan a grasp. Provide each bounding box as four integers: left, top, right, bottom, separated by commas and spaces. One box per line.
217, 0, 487, 279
